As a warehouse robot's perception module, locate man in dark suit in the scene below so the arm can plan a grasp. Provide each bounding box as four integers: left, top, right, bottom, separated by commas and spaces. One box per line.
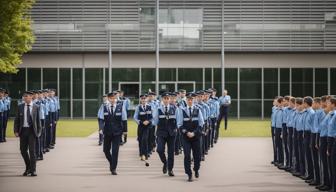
14, 91, 42, 176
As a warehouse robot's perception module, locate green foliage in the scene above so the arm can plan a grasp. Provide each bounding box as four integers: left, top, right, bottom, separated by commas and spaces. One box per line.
0, 0, 35, 73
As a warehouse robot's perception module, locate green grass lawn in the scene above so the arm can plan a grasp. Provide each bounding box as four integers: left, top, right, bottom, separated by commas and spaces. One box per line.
5, 119, 271, 137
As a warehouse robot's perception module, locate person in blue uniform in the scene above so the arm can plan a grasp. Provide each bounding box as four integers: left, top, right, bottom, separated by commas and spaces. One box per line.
134, 94, 154, 160
153, 92, 180, 177
178, 89, 187, 108
97, 94, 108, 146
309, 97, 323, 186
286, 97, 296, 170
170, 92, 183, 156
278, 96, 290, 170
270, 96, 279, 164
177, 92, 204, 182
0, 88, 5, 143
195, 91, 209, 161
274, 97, 284, 167
207, 89, 219, 148
327, 96, 336, 192
147, 92, 159, 155
316, 95, 332, 191
217, 89, 231, 132
2, 89, 11, 142
118, 90, 130, 145
34, 90, 46, 160
98, 91, 127, 175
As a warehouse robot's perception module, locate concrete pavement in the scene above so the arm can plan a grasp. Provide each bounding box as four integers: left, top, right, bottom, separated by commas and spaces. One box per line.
0, 137, 316, 192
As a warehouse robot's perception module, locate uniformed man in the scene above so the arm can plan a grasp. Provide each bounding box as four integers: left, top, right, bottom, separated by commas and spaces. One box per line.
207, 89, 219, 148
327, 96, 336, 191
302, 97, 315, 181
177, 89, 187, 108
293, 98, 306, 178
217, 90, 231, 135
286, 97, 296, 171
99, 91, 127, 175
292, 98, 303, 175
134, 94, 154, 160
34, 90, 46, 160
97, 94, 108, 146
170, 92, 182, 156
177, 92, 204, 182
274, 97, 284, 167
279, 96, 290, 170
2, 89, 11, 142
309, 97, 323, 186
42, 89, 51, 153
118, 90, 130, 145
14, 91, 42, 176
0, 88, 4, 143
316, 95, 332, 191
50, 89, 59, 148
153, 92, 179, 177
147, 92, 159, 154
195, 91, 209, 161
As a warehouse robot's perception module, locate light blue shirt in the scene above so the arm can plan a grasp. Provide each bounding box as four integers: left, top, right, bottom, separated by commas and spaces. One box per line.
287, 108, 296, 128
177, 105, 204, 128
313, 108, 324, 133
0, 99, 4, 112
208, 98, 220, 118
97, 103, 108, 120
274, 107, 284, 129
218, 95, 231, 106
320, 111, 332, 137
296, 110, 306, 131
271, 106, 277, 127
48, 97, 57, 112
303, 107, 315, 132
328, 110, 336, 137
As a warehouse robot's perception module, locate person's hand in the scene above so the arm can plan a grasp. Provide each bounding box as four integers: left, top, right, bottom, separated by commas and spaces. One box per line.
315, 144, 319, 149
327, 150, 330, 156
187, 132, 195, 138
143, 120, 149, 126
14, 132, 19, 137
99, 130, 103, 135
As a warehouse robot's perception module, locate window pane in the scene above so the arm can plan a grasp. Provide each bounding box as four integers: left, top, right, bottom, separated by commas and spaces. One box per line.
292, 68, 313, 97
28, 68, 41, 90
280, 68, 289, 96
331, 68, 336, 95
142, 68, 155, 82
85, 68, 103, 99
60, 100, 70, 117
240, 68, 261, 99
240, 100, 262, 117
43, 68, 57, 89
73, 68, 83, 99
315, 68, 328, 97
225, 68, 238, 99
204, 68, 211, 89
59, 69, 71, 99
228, 100, 237, 117
0, 68, 26, 99
264, 100, 274, 118
213, 68, 222, 94
112, 68, 139, 82
73, 100, 83, 117
159, 68, 176, 81
85, 100, 100, 117
264, 68, 278, 99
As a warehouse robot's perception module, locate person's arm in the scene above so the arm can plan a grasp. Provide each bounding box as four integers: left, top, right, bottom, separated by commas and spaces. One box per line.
14, 105, 21, 136
133, 106, 140, 125
152, 108, 159, 126
121, 104, 127, 121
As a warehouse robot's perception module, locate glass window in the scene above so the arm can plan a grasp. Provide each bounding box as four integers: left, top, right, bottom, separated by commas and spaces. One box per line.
315, 68, 328, 97
240, 100, 262, 117
112, 68, 139, 83
264, 100, 274, 118
85, 100, 100, 117
204, 68, 212, 89
141, 68, 155, 82
292, 68, 313, 97
331, 68, 336, 95
73, 68, 83, 99
264, 68, 278, 99
159, 68, 176, 81
213, 68, 222, 94
27, 68, 41, 90
60, 100, 70, 117
59, 69, 71, 99
280, 68, 290, 96
43, 68, 57, 90
228, 100, 237, 117
73, 100, 83, 117
85, 68, 103, 99
225, 68, 238, 99
240, 68, 261, 99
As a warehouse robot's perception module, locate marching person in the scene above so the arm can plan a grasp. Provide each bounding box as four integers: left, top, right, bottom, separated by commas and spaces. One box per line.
153, 92, 180, 177
14, 91, 42, 176
118, 90, 130, 145
177, 92, 204, 182
98, 91, 127, 175
134, 94, 154, 161
217, 89, 231, 134
97, 94, 108, 146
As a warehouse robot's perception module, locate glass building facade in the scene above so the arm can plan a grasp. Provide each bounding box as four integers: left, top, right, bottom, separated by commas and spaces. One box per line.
1, 67, 336, 119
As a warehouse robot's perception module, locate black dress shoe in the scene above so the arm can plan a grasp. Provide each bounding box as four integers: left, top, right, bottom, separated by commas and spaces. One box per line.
187, 175, 193, 182
318, 185, 331, 191
111, 170, 117, 175
162, 164, 167, 174
23, 170, 30, 176
305, 179, 313, 183
30, 172, 37, 176
168, 171, 175, 177
195, 171, 199, 178
308, 181, 320, 186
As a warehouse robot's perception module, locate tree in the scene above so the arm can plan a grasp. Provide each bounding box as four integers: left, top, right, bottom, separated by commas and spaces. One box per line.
0, 0, 35, 74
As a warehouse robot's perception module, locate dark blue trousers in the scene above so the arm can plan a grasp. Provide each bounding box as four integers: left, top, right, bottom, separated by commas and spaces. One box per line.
138, 126, 149, 157
103, 134, 121, 171
156, 135, 176, 171
182, 137, 201, 176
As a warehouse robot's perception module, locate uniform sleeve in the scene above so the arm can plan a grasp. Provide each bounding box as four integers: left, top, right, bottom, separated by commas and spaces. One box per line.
198, 110, 204, 127
97, 104, 104, 119
121, 104, 127, 121
133, 106, 140, 125
175, 107, 182, 128
227, 96, 231, 104
153, 108, 159, 126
